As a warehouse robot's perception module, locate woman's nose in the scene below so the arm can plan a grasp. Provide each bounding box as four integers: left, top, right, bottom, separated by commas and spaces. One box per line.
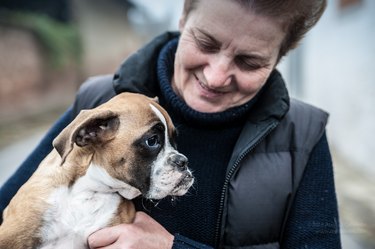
204, 55, 233, 88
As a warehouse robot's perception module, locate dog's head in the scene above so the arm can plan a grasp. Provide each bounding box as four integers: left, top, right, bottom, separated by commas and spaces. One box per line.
53, 93, 194, 200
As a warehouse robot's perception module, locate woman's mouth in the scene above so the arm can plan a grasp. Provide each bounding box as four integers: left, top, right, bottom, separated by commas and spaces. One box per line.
195, 77, 227, 99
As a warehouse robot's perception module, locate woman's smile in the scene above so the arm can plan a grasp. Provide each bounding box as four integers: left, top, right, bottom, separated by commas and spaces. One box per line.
195, 75, 228, 99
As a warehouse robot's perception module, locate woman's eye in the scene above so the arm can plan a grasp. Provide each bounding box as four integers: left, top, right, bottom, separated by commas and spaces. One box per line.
235, 57, 262, 71
146, 135, 160, 148
197, 40, 219, 53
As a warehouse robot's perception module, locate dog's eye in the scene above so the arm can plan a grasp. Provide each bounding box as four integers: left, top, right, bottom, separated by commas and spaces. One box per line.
145, 135, 160, 148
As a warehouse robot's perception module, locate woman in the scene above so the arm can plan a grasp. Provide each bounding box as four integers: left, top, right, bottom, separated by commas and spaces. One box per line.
0, 0, 341, 248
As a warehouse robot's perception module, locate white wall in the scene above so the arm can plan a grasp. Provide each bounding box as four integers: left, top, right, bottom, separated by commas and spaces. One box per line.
127, 0, 183, 37
278, 0, 375, 176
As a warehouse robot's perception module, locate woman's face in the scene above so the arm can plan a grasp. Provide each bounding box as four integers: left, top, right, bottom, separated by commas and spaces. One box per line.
173, 0, 286, 113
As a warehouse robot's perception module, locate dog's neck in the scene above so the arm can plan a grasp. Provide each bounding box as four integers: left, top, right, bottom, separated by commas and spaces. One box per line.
40, 163, 135, 247
77, 163, 142, 200
56, 146, 142, 200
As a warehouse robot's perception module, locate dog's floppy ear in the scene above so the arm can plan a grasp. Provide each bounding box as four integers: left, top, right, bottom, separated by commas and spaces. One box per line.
53, 109, 120, 165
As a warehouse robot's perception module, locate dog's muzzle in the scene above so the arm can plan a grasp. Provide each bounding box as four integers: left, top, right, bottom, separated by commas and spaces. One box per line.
146, 151, 193, 199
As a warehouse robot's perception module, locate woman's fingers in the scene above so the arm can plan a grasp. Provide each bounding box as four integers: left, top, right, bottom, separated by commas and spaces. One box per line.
88, 225, 122, 249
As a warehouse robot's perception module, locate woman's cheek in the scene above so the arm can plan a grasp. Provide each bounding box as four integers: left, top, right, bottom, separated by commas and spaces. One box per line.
243, 68, 273, 91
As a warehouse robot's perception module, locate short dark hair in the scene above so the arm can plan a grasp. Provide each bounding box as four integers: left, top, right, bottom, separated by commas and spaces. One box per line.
183, 0, 327, 60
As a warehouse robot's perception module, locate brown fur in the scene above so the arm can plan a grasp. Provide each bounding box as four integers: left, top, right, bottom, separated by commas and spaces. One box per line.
0, 93, 176, 249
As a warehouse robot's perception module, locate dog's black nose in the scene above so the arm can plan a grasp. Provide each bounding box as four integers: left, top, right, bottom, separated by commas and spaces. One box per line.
169, 153, 188, 171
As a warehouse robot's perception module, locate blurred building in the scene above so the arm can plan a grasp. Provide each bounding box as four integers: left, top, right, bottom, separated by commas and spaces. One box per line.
0, 0, 72, 23
0, 0, 140, 123
0, 0, 80, 122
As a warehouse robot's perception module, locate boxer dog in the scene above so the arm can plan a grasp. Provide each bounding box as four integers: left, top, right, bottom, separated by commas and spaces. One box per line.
0, 93, 194, 249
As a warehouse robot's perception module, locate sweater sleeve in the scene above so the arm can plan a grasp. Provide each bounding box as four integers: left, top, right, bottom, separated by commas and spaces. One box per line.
281, 132, 342, 248
0, 107, 74, 222
173, 234, 214, 249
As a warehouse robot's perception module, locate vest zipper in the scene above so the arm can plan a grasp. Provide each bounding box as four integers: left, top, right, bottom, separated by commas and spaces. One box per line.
214, 122, 278, 247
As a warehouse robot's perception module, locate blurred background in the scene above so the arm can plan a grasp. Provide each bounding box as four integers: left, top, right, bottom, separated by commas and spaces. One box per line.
0, 0, 373, 248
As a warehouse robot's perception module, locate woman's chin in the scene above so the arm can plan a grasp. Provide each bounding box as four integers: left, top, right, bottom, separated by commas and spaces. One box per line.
185, 98, 224, 113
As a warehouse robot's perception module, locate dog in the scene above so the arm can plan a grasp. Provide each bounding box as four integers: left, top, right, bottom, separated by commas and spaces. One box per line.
0, 92, 194, 249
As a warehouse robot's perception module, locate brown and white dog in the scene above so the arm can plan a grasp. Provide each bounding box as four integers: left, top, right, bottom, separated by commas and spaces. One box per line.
0, 93, 194, 249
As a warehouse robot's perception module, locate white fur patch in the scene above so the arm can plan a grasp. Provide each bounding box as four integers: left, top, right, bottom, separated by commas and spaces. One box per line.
39, 164, 140, 248
149, 103, 172, 149
148, 104, 194, 199
87, 164, 141, 200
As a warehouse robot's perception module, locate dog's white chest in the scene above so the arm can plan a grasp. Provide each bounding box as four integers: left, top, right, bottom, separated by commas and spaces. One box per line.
38, 172, 121, 249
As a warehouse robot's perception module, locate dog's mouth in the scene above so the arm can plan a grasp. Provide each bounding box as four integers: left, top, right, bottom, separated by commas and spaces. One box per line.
171, 172, 194, 196
144, 169, 194, 200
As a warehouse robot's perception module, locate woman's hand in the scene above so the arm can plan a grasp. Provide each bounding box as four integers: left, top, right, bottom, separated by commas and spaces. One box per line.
88, 211, 174, 249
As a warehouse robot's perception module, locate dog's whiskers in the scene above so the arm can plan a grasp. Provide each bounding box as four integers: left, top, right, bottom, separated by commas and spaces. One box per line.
141, 198, 152, 212
184, 180, 197, 197
149, 199, 162, 208
170, 196, 178, 206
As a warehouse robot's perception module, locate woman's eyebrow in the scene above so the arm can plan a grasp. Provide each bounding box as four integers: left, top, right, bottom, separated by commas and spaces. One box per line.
238, 53, 270, 64
194, 28, 221, 47
193, 28, 271, 65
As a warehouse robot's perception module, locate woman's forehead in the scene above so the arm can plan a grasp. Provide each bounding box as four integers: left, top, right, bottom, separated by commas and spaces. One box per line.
183, 0, 285, 56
